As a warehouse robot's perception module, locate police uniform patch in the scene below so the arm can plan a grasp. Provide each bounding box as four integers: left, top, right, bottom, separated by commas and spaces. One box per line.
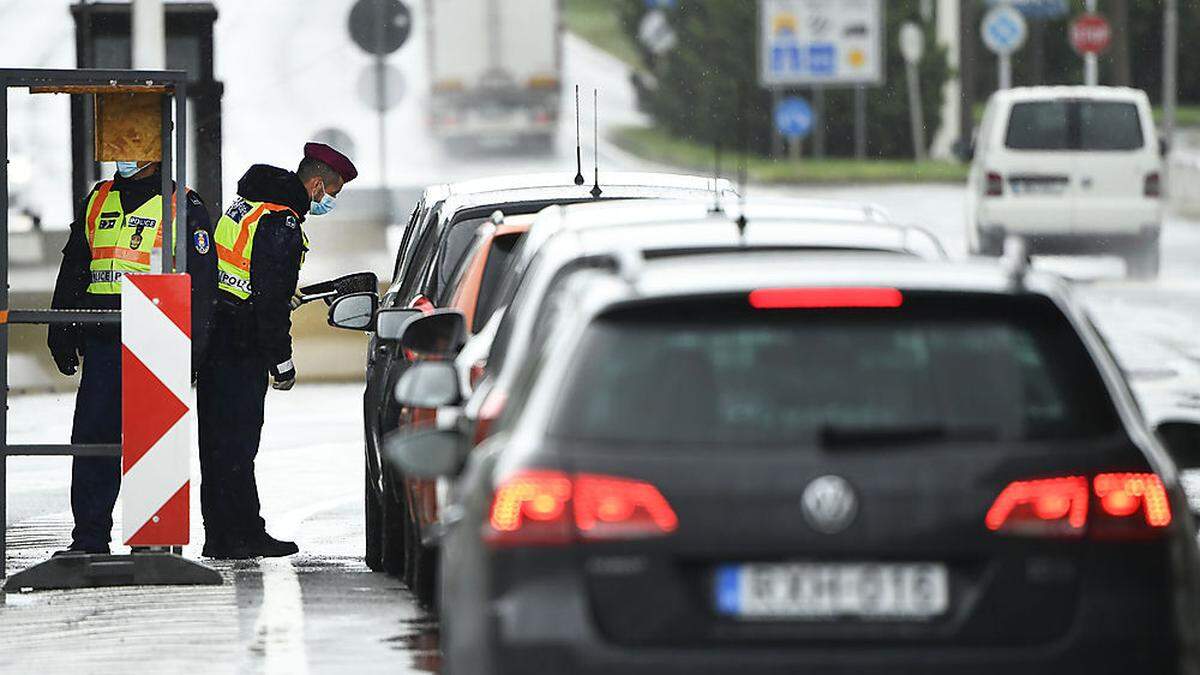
194, 229, 211, 255
284, 215, 298, 229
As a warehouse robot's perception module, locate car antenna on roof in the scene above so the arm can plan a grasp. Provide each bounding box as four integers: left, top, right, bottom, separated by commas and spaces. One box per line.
573, 85, 585, 186
591, 88, 603, 199
709, 140, 723, 214
734, 83, 749, 243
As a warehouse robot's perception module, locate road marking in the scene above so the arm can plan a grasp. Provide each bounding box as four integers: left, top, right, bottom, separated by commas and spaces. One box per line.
249, 495, 355, 675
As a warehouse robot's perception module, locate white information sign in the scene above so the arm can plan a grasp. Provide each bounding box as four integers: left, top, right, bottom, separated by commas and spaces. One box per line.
759, 0, 885, 87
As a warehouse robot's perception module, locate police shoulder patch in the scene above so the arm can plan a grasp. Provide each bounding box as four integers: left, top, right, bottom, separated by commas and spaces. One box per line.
194, 229, 211, 255
284, 214, 298, 229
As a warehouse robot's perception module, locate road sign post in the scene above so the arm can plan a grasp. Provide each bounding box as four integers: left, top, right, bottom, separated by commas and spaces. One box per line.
900, 22, 926, 161
981, 5, 1027, 91
1070, 9, 1110, 86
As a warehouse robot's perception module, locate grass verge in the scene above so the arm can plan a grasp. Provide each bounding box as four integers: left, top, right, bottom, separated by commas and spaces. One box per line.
562, 0, 643, 70
612, 125, 970, 184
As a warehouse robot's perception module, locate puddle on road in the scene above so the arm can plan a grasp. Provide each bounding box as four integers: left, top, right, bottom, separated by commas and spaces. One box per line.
386, 616, 442, 673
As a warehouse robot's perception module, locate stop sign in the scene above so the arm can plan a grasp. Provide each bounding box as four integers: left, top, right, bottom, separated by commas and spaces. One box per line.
1070, 13, 1111, 55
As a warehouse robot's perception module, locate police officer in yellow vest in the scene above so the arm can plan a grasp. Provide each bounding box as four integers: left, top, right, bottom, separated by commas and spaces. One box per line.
47, 159, 216, 554
197, 143, 356, 559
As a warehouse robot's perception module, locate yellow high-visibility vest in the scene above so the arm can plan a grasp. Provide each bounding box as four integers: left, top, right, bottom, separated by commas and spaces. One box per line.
83, 181, 173, 294
213, 197, 307, 300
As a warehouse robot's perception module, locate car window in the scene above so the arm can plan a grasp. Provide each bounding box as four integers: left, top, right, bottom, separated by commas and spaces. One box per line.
392, 202, 423, 284
400, 216, 441, 301
1079, 102, 1143, 151
1005, 100, 1144, 152
551, 293, 1121, 448
473, 232, 524, 331
438, 216, 490, 293
1005, 101, 1069, 151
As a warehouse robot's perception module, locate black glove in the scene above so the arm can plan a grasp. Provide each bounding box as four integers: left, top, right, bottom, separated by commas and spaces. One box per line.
47, 324, 82, 376
270, 359, 296, 391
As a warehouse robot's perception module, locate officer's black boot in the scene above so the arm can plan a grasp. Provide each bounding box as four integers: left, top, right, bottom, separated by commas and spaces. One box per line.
250, 532, 298, 558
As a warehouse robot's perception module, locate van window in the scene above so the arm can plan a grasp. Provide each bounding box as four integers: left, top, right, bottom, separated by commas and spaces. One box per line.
1005, 101, 1069, 151
1005, 100, 1144, 152
1079, 102, 1143, 150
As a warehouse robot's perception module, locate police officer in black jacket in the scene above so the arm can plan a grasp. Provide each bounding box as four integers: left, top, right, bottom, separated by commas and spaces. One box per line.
48, 160, 216, 554
198, 143, 356, 559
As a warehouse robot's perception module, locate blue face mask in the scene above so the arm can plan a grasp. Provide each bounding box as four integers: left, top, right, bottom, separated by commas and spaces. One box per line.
310, 183, 337, 216
116, 161, 143, 178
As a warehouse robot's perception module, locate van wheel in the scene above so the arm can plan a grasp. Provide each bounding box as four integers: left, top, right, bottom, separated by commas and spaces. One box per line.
1125, 237, 1160, 279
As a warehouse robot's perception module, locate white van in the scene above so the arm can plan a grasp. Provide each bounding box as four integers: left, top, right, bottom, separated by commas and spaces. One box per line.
965, 86, 1165, 277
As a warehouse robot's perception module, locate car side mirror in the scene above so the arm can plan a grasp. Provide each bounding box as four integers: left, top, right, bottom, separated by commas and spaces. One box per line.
400, 309, 467, 357
376, 308, 423, 342
384, 426, 462, 478
953, 138, 975, 163
327, 292, 378, 331
395, 361, 461, 408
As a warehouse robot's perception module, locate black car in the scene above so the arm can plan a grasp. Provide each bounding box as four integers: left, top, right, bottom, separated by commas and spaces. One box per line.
393, 250, 1200, 674
351, 173, 735, 599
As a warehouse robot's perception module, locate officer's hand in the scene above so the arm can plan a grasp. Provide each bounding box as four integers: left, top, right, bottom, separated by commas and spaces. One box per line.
270, 360, 296, 391
289, 292, 304, 312
48, 324, 81, 376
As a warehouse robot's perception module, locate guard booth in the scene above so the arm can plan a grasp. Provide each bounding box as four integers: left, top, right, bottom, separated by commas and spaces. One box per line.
71, 3, 224, 213
0, 68, 220, 590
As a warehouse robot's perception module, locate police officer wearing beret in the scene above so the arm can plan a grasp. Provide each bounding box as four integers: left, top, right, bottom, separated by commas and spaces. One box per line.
48, 159, 217, 554
198, 143, 357, 559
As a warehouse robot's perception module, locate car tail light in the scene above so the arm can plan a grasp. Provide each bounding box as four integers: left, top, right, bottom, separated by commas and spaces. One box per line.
749, 287, 903, 310
574, 475, 679, 540
986, 472, 1171, 539
468, 360, 487, 389
985, 476, 1089, 537
472, 389, 507, 445
985, 171, 1004, 197
1145, 172, 1162, 198
484, 470, 678, 547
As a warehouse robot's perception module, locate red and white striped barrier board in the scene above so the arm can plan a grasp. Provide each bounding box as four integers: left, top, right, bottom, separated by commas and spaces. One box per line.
121, 274, 192, 546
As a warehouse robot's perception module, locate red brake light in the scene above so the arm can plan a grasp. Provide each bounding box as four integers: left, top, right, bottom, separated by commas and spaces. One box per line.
574, 475, 678, 540
1094, 472, 1171, 527
487, 470, 572, 544
986, 472, 1172, 538
985, 476, 1089, 536
748, 287, 903, 310
1145, 172, 1162, 198
985, 171, 1004, 197
484, 470, 678, 547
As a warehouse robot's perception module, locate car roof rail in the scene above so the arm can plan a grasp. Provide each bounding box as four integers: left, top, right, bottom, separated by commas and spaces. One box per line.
1001, 235, 1031, 287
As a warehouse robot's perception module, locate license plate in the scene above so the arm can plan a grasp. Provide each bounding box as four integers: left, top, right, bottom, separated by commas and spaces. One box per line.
1011, 180, 1067, 196
715, 562, 949, 620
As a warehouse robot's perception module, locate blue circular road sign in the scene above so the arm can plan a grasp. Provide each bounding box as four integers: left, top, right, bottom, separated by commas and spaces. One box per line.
775, 97, 813, 138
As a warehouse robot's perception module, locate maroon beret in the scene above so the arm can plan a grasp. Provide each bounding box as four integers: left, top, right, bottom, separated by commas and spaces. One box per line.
304, 142, 357, 183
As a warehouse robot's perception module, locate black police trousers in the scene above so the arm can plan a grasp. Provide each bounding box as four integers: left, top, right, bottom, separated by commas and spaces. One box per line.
196, 350, 269, 545
69, 329, 121, 550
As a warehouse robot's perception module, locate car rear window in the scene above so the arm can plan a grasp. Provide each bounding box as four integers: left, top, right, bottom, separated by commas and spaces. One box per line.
1005, 100, 1144, 151
473, 232, 524, 332
551, 293, 1121, 448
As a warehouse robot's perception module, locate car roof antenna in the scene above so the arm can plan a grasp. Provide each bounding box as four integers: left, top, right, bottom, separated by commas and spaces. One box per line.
735, 83, 749, 243
573, 85, 585, 186
591, 88, 603, 199
709, 140, 723, 214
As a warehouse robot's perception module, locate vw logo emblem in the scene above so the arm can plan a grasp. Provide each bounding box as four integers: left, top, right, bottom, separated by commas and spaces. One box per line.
802, 475, 858, 534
